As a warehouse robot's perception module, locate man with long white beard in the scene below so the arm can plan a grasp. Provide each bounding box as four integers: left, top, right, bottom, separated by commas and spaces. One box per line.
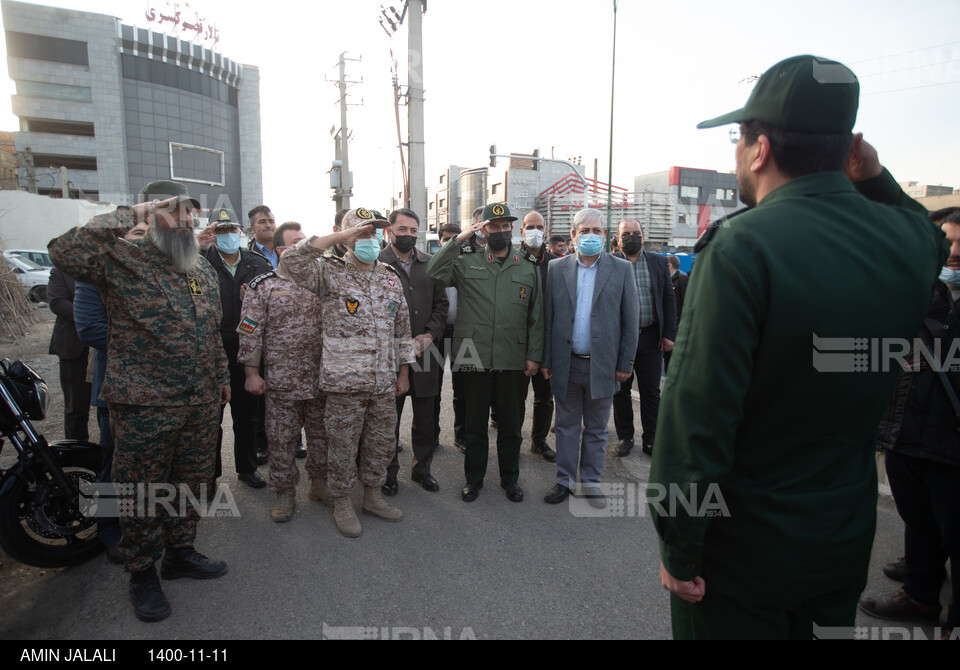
49, 180, 231, 624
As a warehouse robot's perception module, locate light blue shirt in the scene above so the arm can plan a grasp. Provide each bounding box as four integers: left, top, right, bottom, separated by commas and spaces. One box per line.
572, 253, 600, 355
252, 240, 278, 268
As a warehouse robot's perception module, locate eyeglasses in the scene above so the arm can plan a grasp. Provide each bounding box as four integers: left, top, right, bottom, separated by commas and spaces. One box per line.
729, 127, 757, 145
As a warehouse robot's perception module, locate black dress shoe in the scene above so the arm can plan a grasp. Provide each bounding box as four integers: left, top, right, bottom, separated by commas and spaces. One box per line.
255, 450, 269, 466
454, 438, 466, 454
882, 556, 906, 582
641, 443, 653, 456
858, 589, 941, 623
295, 444, 307, 459
501, 481, 523, 503
238, 471, 267, 489
616, 438, 633, 457
461, 482, 482, 502
160, 546, 228, 580
397, 440, 405, 453
531, 442, 557, 463
544, 483, 570, 504
411, 472, 440, 492
129, 566, 171, 622
381, 478, 399, 496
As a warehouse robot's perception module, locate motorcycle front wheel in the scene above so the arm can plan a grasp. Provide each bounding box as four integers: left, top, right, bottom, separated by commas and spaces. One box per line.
0, 449, 103, 568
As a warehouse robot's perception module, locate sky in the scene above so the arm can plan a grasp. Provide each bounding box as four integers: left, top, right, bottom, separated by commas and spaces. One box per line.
2, 0, 959, 234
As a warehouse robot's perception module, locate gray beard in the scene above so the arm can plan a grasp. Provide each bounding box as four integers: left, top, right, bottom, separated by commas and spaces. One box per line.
146, 226, 200, 273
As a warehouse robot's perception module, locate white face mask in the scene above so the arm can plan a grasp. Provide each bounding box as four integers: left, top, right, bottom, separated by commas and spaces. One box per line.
524, 229, 544, 249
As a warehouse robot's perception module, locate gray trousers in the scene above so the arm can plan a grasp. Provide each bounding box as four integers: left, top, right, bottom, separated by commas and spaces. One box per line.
554, 356, 613, 489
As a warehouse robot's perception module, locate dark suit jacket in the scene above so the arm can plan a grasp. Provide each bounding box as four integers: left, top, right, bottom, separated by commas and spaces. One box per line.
614, 251, 678, 343
48, 268, 87, 360
202, 246, 271, 359
380, 245, 448, 398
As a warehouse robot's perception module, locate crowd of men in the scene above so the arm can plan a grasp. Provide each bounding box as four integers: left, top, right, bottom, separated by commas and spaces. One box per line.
44, 53, 956, 639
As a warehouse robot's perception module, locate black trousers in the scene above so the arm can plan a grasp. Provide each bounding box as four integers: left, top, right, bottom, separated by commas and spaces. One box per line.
216, 358, 258, 477
388, 393, 438, 481
613, 326, 662, 446
462, 370, 525, 486
886, 450, 959, 627
435, 327, 465, 444
520, 369, 554, 445
59, 354, 91, 441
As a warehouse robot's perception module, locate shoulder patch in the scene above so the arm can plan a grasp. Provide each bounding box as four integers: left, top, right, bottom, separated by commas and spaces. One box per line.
248, 271, 276, 291
379, 263, 403, 279
461, 245, 477, 254
325, 254, 346, 266
523, 252, 538, 263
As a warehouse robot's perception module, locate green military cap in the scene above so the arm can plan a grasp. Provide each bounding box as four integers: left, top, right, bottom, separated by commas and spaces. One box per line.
697, 55, 859, 134
342, 207, 390, 229
481, 202, 517, 223
209, 206, 241, 230
138, 179, 202, 209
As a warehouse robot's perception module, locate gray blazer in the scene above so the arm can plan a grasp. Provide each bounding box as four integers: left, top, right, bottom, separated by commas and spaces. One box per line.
542, 252, 639, 400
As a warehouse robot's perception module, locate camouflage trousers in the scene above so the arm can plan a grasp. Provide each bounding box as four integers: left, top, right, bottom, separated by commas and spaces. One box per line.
109, 402, 219, 573
325, 392, 396, 498
265, 393, 328, 492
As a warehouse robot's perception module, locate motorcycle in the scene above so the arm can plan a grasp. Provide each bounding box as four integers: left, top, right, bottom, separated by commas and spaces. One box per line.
0, 358, 103, 567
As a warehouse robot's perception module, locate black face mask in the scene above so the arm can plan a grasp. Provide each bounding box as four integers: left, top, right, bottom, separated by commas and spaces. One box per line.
621, 235, 644, 256
393, 235, 417, 253
486, 231, 512, 252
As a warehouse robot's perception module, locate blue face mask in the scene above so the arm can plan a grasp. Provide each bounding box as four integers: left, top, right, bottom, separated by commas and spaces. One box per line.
376, 228, 384, 244
939, 266, 960, 288
216, 232, 241, 254
577, 234, 604, 257
353, 238, 381, 265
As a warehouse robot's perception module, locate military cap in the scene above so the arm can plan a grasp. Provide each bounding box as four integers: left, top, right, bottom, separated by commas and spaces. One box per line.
697, 55, 859, 134
341, 208, 390, 230
481, 202, 517, 223
138, 179, 201, 210
209, 206, 241, 230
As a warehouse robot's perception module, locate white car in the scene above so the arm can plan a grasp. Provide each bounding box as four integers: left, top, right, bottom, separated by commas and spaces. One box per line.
6, 249, 53, 269
3, 252, 50, 302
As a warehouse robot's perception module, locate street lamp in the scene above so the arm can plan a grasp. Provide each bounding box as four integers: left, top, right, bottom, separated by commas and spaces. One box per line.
606, 0, 618, 250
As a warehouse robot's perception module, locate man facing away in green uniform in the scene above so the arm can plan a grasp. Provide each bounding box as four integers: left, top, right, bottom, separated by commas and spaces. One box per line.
427, 203, 543, 503
650, 54, 948, 639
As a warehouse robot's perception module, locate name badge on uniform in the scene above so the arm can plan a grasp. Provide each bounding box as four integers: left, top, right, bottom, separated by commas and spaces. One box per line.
345, 298, 360, 315
519, 286, 527, 302
187, 276, 202, 296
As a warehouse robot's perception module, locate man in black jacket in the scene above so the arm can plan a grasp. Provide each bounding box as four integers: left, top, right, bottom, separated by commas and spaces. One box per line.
203, 207, 271, 488
612, 219, 678, 457
47, 267, 91, 440
859, 210, 960, 638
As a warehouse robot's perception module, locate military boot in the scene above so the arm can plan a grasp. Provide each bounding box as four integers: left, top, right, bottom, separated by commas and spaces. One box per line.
333, 497, 362, 538
362, 485, 403, 522
271, 489, 296, 523
160, 546, 228, 580
308, 478, 333, 507
129, 565, 171, 622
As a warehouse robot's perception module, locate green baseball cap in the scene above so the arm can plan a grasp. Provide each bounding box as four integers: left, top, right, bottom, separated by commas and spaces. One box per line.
342, 208, 390, 229
138, 179, 202, 209
209, 207, 240, 230
697, 55, 859, 134
481, 202, 517, 223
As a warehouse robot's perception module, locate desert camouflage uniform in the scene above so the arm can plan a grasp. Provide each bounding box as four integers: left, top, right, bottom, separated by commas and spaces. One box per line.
48, 208, 228, 572
281, 238, 416, 498
237, 269, 326, 492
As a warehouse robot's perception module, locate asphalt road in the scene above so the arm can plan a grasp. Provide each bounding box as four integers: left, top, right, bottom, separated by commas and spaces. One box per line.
0, 345, 952, 640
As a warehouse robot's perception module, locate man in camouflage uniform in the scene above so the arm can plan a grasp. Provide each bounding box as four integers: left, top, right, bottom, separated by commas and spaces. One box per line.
238, 222, 328, 522
280, 208, 416, 537
48, 180, 230, 623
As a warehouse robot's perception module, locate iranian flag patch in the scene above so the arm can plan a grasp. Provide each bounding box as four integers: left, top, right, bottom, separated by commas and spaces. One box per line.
238, 317, 259, 334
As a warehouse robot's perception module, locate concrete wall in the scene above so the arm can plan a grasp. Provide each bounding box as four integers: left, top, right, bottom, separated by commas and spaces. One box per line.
0, 189, 113, 250
238, 64, 263, 223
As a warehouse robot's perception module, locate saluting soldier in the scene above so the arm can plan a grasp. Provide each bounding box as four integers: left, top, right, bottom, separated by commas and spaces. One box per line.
280, 208, 416, 537
238, 222, 328, 523
427, 202, 544, 503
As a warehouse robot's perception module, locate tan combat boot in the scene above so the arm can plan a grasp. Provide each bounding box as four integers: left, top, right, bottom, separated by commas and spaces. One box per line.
308, 478, 333, 507
362, 485, 403, 522
271, 489, 296, 523
333, 497, 362, 538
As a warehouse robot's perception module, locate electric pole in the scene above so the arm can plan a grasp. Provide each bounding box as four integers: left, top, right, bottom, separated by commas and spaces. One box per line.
337, 52, 353, 211
407, 0, 426, 220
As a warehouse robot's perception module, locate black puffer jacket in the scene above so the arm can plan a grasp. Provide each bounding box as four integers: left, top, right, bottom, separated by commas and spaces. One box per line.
878, 281, 960, 466
202, 246, 271, 360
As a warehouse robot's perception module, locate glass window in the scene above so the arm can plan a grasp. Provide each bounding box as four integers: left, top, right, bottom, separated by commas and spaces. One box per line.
6, 31, 88, 66
680, 186, 700, 198
15, 80, 92, 103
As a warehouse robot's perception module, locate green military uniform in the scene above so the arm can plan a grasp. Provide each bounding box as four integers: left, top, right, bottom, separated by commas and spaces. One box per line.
427, 203, 544, 489
649, 55, 949, 639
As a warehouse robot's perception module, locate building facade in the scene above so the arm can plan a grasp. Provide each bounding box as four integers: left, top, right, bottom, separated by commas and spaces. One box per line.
2, 0, 262, 222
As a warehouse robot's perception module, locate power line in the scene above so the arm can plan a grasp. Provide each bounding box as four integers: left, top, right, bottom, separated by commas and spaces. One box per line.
864, 78, 960, 96
860, 58, 960, 78
848, 40, 960, 65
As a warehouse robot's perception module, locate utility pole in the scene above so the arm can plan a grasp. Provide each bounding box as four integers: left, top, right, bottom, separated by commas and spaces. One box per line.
23, 147, 36, 194
60, 166, 68, 198
407, 0, 426, 220
606, 0, 618, 250
336, 52, 354, 212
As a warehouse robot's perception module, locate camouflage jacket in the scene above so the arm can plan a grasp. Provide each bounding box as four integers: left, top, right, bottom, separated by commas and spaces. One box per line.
48, 208, 228, 406
281, 238, 416, 395
236, 270, 323, 400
